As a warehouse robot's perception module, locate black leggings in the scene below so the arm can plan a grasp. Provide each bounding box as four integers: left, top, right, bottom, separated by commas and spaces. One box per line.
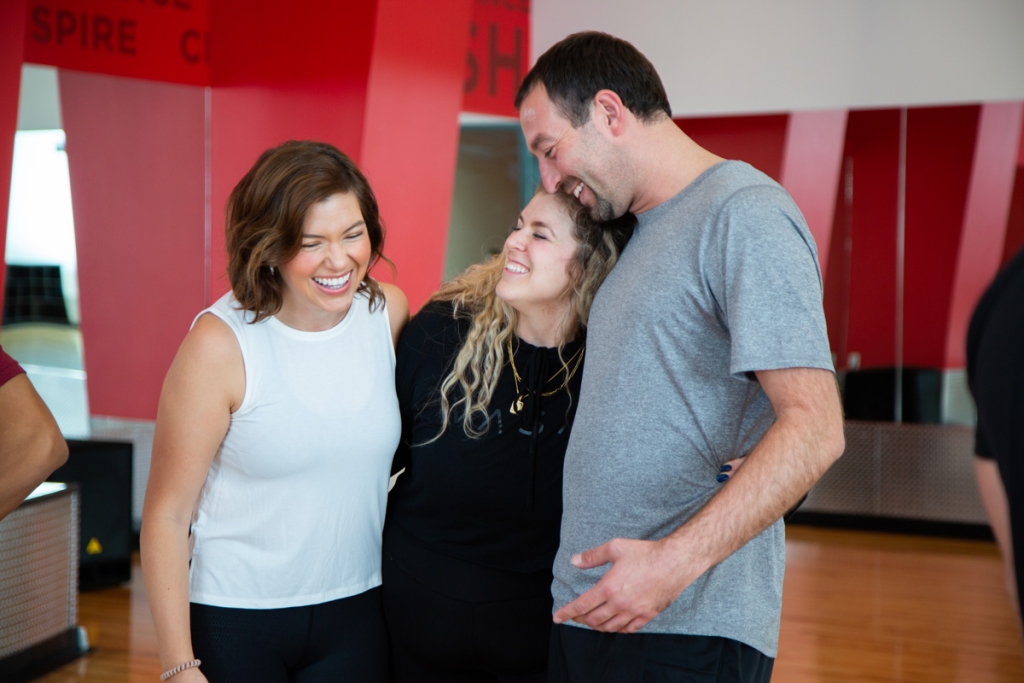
549, 624, 774, 683
190, 588, 389, 683
381, 528, 552, 682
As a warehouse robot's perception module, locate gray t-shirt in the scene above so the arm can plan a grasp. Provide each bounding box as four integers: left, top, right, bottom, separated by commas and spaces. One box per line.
554, 161, 834, 657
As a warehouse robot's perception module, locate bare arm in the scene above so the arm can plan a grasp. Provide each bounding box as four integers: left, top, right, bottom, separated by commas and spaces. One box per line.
140, 314, 243, 681
554, 367, 845, 632
381, 282, 409, 348
974, 457, 1019, 631
0, 374, 68, 520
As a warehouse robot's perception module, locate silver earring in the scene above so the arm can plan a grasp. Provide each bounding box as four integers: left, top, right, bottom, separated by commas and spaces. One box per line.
270, 266, 275, 275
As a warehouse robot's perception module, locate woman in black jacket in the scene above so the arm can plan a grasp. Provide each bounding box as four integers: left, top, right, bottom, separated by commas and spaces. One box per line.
383, 189, 632, 682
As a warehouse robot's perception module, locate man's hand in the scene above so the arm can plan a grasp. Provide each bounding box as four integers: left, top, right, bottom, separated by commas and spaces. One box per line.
554, 368, 843, 634
553, 536, 703, 633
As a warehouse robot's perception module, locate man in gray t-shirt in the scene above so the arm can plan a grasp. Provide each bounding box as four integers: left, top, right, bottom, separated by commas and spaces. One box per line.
515, 33, 845, 682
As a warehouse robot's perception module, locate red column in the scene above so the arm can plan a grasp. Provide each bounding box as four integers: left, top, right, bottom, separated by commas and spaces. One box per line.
676, 114, 789, 181
825, 109, 901, 371
206, 0, 378, 301
1002, 116, 1024, 266
56, 0, 472, 420
60, 72, 206, 420
779, 110, 847, 281
12, 0, 480, 420
207, 81, 373, 300
943, 102, 1023, 368
0, 0, 26, 317
359, 0, 474, 310
902, 106, 980, 369
208, 0, 472, 311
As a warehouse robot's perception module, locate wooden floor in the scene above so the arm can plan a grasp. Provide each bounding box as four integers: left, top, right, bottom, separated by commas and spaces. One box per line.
30, 526, 1024, 682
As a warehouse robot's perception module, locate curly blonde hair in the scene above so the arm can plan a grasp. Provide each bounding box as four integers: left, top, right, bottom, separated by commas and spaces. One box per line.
431, 191, 633, 439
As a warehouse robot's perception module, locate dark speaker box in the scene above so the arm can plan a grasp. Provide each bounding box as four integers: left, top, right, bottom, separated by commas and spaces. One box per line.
842, 367, 942, 423
48, 439, 133, 589
2, 263, 70, 325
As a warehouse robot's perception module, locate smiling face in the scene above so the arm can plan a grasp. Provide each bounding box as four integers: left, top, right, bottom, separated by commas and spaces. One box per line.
520, 84, 626, 222
277, 192, 372, 331
494, 192, 579, 333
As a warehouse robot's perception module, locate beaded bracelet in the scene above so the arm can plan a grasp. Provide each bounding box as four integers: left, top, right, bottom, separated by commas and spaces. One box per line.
160, 659, 201, 680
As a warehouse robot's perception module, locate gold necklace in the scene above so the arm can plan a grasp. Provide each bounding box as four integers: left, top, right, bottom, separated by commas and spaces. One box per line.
507, 335, 585, 415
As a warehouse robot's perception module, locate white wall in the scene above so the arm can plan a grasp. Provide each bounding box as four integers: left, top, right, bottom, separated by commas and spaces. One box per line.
445, 125, 521, 282
16, 65, 62, 130
8, 66, 78, 322
532, 0, 1024, 116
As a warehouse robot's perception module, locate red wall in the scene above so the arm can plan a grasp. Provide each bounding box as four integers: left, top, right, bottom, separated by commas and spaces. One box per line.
206, 0, 471, 309
6, 0, 471, 420
944, 102, 1023, 367
359, 0, 473, 309
1003, 120, 1024, 265
205, 0, 378, 300
61, 71, 206, 419
779, 110, 847, 281
826, 109, 901, 370
821, 105, 1022, 372
902, 105, 980, 369
463, 0, 529, 118
0, 0, 26, 319
676, 114, 789, 181
23, 0, 209, 85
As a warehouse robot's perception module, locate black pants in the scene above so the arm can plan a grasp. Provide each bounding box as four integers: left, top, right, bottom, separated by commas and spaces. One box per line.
381, 526, 552, 682
549, 623, 774, 683
190, 588, 389, 683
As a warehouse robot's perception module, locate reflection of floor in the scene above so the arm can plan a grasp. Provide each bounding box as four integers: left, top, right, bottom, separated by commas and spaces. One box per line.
0, 322, 83, 370
0, 322, 89, 437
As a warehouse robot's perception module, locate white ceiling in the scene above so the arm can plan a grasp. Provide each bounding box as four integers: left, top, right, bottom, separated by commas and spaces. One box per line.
532, 0, 1024, 116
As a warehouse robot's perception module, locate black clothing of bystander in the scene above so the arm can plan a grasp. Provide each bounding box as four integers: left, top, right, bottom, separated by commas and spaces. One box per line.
966, 246, 1024, 622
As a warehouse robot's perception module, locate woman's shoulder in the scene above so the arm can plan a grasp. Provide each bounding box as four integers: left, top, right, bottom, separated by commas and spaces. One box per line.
187, 311, 242, 362
415, 298, 458, 320
378, 282, 409, 346
197, 291, 256, 331
170, 310, 245, 409
399, 299, 466, 355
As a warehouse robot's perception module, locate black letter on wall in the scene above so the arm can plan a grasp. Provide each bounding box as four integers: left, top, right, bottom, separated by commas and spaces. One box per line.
31, 6, 51, 43
488, 24, 521, 97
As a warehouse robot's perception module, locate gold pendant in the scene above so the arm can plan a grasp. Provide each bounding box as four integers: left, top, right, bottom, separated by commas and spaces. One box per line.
510, 396, 524, 415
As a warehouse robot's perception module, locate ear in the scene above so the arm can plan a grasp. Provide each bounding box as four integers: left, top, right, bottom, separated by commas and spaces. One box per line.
592, 90, 628, 137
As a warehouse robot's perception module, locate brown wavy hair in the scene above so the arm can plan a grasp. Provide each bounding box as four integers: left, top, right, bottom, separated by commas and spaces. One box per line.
430, 190, 634, 439
225, 140, 390, 322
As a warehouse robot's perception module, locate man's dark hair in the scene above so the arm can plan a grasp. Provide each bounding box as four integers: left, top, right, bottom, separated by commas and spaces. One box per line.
514, 32, 672, 127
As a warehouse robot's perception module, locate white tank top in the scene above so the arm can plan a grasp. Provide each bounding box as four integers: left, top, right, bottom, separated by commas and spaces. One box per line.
188, 291, 400, 608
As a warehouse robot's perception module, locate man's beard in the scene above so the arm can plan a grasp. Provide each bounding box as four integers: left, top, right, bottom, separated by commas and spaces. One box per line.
564, 178, 620, 222
590, 194, 617, 222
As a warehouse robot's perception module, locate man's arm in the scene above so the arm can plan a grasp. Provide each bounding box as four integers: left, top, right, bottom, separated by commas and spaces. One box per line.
0, 373, 69, 520
553, 366, 844, 632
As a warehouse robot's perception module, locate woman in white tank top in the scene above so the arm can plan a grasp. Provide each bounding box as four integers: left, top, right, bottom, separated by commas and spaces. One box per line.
141, 141, 408, 683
